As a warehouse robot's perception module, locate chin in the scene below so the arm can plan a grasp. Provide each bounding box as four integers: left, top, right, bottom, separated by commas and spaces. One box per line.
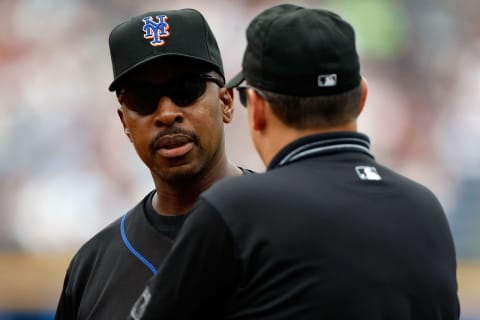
154, 163, 204, 183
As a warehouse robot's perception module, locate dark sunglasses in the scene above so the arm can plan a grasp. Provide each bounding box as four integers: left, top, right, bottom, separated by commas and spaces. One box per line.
119, 74, 223, 115
236, 85, 268, 107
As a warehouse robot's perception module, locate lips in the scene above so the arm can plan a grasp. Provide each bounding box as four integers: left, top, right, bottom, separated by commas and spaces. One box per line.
156, 135, 192, 148
154, 134, 194, 158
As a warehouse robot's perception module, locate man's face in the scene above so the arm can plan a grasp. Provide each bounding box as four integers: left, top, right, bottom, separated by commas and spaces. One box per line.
117, 59, 233, 183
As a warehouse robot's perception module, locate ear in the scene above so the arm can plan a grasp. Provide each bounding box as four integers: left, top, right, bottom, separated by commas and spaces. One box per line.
358, 77, 368, 115
248, 89, 267, 131
220, 87, 234, 123
117, 108, 133, 142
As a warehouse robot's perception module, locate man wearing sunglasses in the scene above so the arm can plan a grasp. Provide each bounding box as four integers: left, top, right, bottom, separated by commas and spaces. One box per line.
54, 8, 251, 320
130, 4, 459, 320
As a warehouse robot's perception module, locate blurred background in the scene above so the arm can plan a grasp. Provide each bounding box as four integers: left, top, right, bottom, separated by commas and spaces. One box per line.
0, 0, 478, 319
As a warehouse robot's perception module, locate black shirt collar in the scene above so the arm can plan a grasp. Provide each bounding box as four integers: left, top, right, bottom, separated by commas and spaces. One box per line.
144, 167, 254, 240
268, 131, 373, 170
144, 191, 187, 241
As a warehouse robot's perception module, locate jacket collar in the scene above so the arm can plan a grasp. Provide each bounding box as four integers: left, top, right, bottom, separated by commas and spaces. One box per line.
268, 131, 373, 170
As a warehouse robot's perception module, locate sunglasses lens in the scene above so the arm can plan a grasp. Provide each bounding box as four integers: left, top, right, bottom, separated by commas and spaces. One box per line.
122, 87, 160, 115
169, 78, 207, 107
122, 77, 209, 114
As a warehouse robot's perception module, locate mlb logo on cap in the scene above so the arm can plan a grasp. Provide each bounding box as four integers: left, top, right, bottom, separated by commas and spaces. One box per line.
318, 74, 337, 87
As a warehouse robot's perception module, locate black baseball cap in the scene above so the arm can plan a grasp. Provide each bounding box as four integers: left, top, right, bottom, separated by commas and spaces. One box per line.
108, 9, 224, 91
226, 4, 361, 96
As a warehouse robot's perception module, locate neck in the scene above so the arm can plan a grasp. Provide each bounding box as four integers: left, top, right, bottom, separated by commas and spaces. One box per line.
151, 158, 241, 216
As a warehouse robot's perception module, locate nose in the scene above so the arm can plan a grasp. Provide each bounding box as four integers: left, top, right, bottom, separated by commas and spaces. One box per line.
152, 97, 184, 127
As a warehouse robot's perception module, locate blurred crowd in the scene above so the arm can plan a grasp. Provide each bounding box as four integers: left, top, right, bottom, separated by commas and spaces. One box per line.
0, 0, 479, 258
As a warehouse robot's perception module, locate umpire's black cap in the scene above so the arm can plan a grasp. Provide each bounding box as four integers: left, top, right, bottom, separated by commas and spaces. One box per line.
227, 4, 361, 96
108, 9, 224, 91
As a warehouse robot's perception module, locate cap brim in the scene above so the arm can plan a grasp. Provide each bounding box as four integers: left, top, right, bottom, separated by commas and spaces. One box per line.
225, 71, 244, 89
108, 54, 225, 92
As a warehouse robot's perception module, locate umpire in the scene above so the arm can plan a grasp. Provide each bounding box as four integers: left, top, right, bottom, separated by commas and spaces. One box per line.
130, 4, 460, 320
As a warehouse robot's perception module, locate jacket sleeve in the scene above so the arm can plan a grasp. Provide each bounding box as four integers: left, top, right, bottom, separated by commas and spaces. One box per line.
128, 197, 241, 320
54, 265, 77, 320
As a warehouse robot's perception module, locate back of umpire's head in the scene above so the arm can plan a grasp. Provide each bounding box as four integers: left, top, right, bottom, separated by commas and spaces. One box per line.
226, 4, 368, 164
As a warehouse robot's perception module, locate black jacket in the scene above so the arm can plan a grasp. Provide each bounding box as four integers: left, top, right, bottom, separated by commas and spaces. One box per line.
55, 191, 178, 319
56, 166, 253, 320
135, 132, 459, 320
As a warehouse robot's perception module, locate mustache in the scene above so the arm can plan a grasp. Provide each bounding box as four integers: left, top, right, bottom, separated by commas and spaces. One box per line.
149, 127, 200, 153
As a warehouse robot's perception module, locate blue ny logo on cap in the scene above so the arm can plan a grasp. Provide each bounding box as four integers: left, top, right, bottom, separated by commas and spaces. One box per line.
142, 15, 170, 46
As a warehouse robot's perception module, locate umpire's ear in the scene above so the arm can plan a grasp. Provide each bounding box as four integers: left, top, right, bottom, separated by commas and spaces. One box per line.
358, 77, 368, 115
248, 88, 267, 132
117, 108, 133, 143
